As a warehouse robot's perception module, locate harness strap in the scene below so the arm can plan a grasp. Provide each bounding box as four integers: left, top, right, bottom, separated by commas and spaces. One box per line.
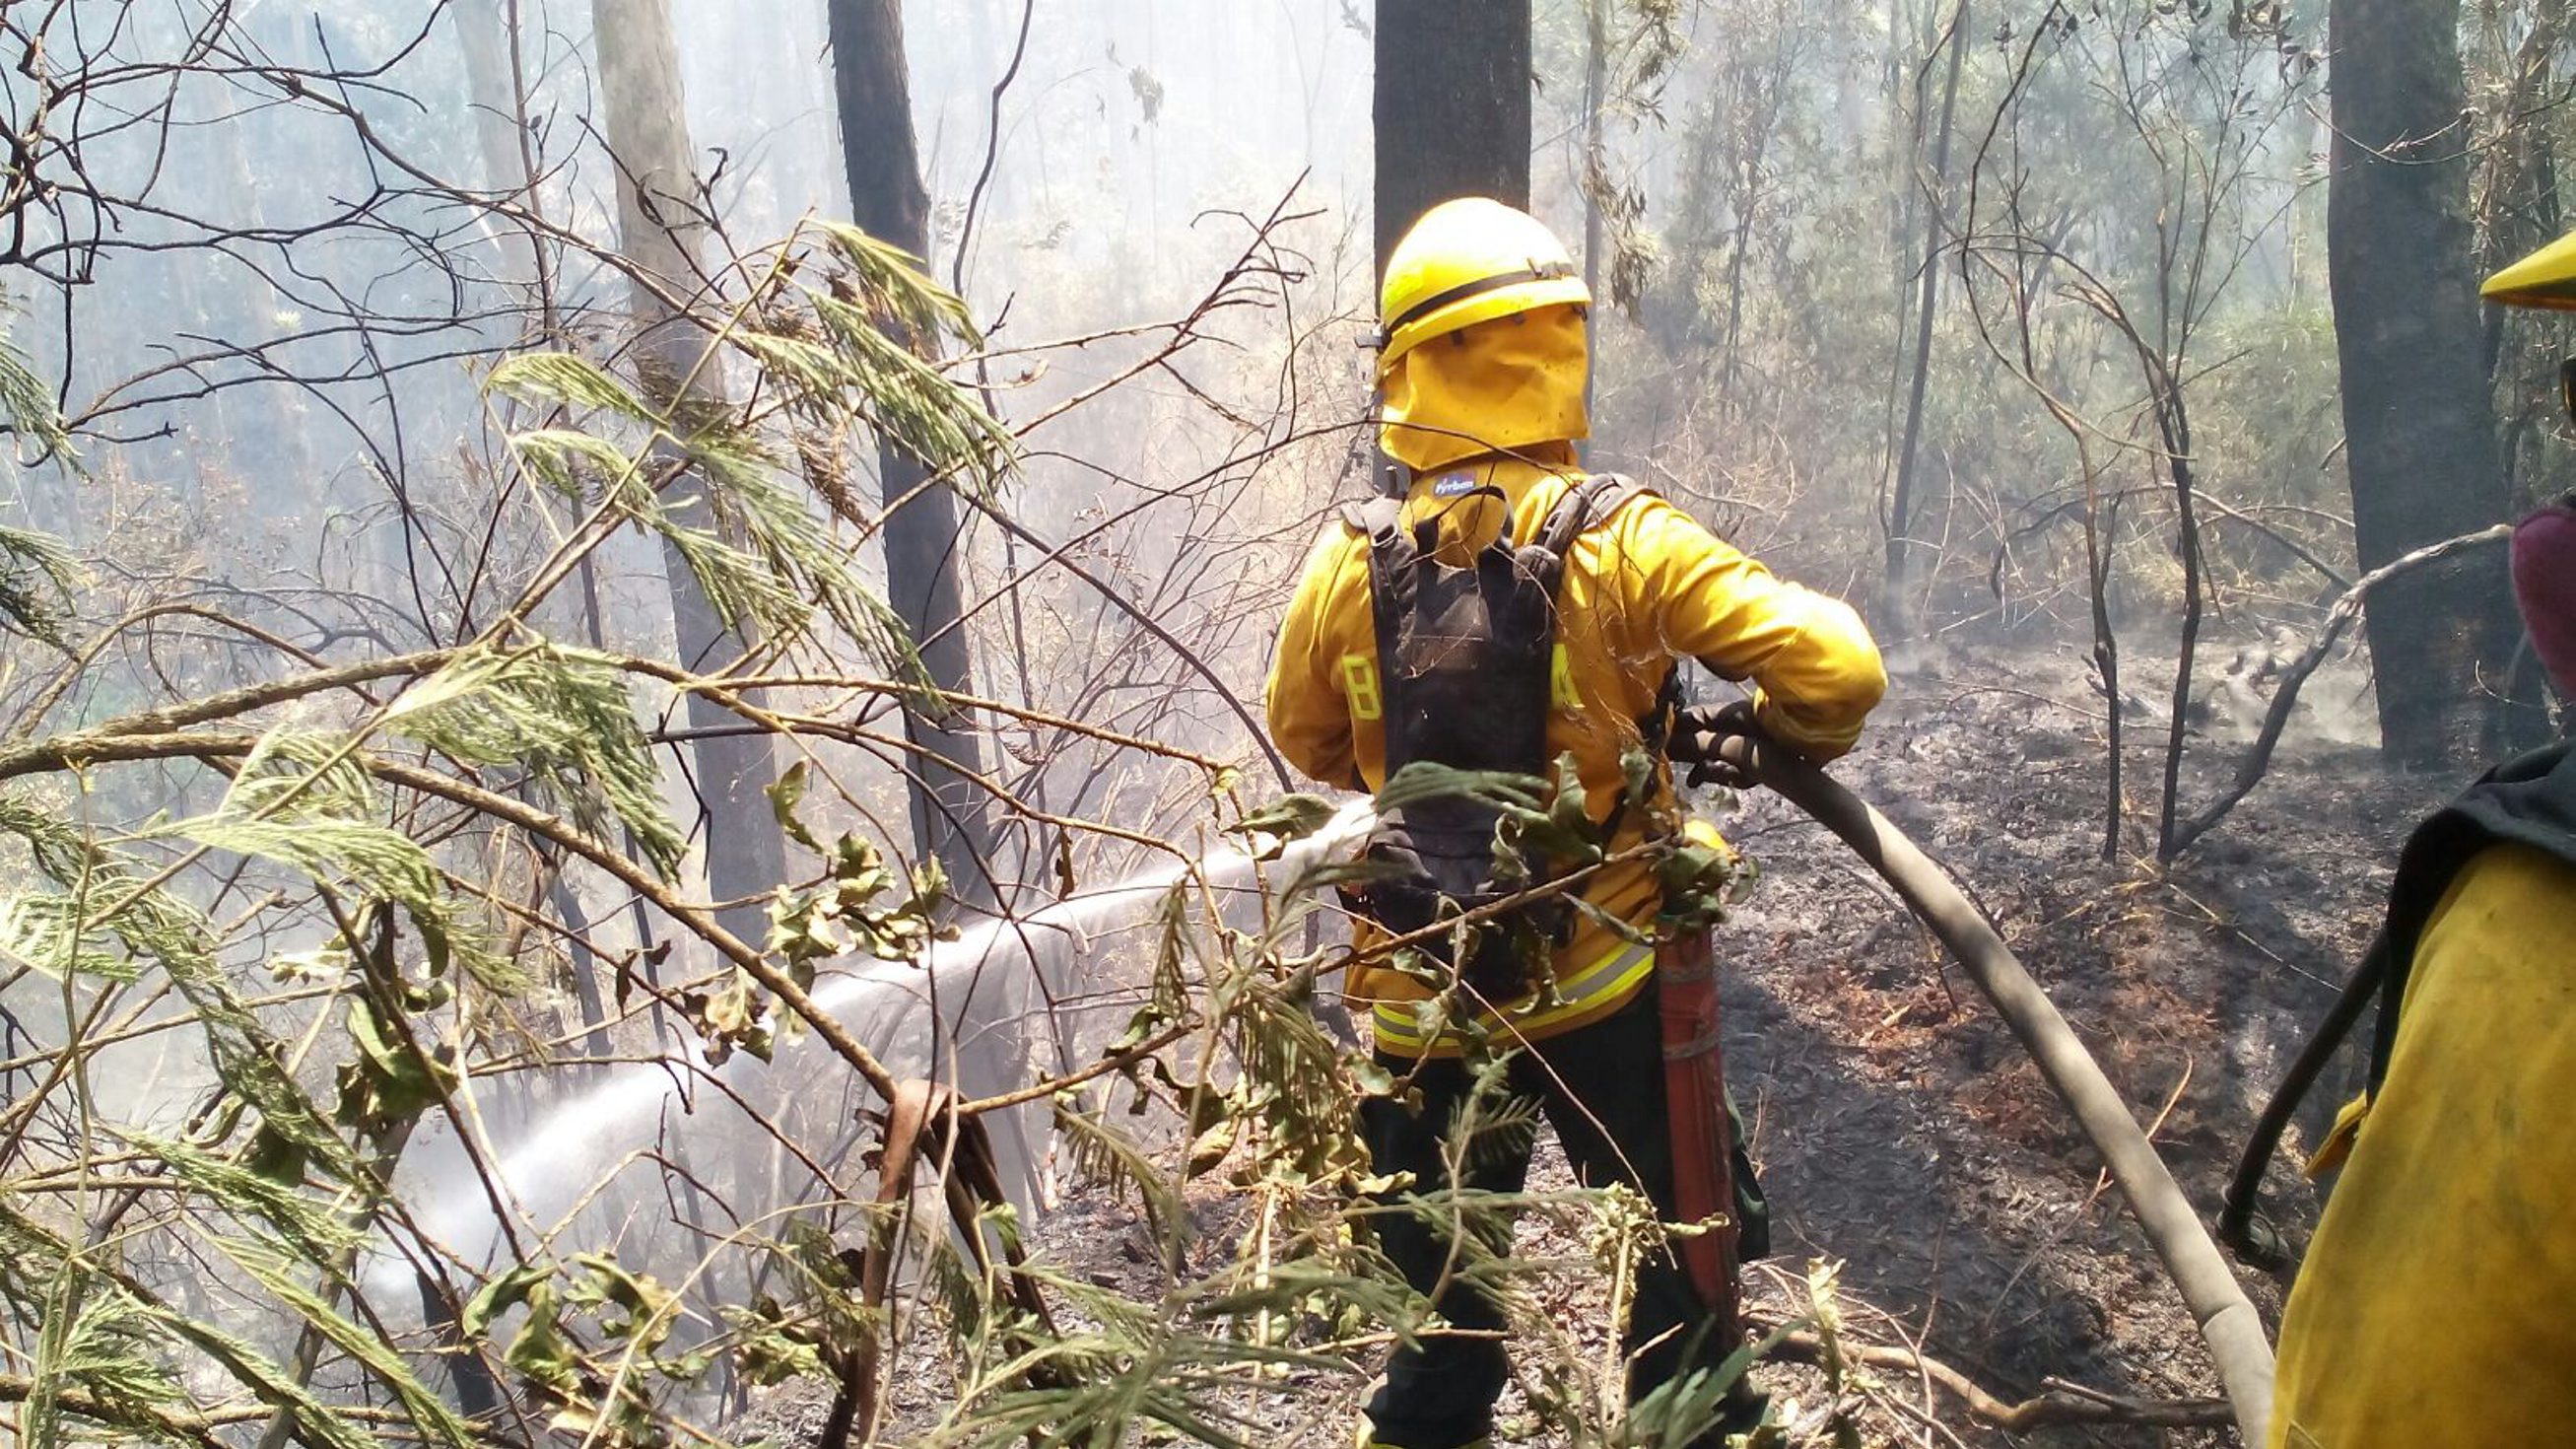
2219, 931, 2391, 1264
1531, 473, 1684, 844
1536, 472, 1640, 558
1346, 499, 1414, 779
1346, 471, 1640, 561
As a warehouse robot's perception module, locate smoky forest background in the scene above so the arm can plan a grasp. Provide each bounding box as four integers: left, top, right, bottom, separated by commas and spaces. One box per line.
0, 1, 2564, 1447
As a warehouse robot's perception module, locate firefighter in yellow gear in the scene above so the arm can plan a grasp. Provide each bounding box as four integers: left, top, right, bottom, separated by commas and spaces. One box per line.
1265, 197, 1885, 1449
2263, 238, 2576, 1447
1268, 196, 1886, 1054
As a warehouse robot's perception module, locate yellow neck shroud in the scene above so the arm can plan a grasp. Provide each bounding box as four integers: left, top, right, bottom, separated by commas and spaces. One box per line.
1379, 305, 1589, 474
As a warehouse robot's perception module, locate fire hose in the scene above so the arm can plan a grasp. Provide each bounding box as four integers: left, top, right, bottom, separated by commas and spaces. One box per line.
1672, 714, 2275, 1445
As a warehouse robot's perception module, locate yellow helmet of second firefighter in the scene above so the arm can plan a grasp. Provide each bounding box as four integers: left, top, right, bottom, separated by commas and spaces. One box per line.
2484, 230, 2576, 310
1377, 197, 1592, 372
2485, 229, 2576, 425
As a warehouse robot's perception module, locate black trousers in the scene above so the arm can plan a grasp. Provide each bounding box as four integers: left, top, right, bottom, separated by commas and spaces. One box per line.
1357, 984, 1733, 1449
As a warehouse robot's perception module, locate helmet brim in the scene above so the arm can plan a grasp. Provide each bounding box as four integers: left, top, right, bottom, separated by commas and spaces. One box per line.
2484, 231, 2576, 310
1380, 278, 1593, 375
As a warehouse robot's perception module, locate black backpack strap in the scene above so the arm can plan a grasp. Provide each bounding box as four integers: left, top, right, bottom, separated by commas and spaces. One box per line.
2364, 740, 2576, 1097
1536, 472, 1651, 561
1345, 499, 1416, 766
2218, 930, 2393, 1265
1341, 499, 1410, 645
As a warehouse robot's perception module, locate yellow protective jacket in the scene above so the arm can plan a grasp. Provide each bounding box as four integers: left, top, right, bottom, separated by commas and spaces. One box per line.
2269, 841, 2576, 1448
1264, 451, 1886, 1056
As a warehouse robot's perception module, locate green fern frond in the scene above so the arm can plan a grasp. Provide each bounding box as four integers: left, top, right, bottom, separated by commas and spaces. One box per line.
508, 428, 650, 510
223, 727, 380, 825
1052, 1096, 1185, 1243
166, 812, 441, 915
0, 795, 355, 1179
387, 642, 687, 877
43, 1290, 185, 1430
111, 1130, 364, 1264
804, 286, 1014, 493
806, 221, 980, 346
487, 352, 657, 421
0, 1201, 379, 1449
0, 519, 78, 649
730, 329, 848, 398
1375, 759, 1550, 815
790, 221, 1019, 487
658, 493, 812, 639
0, 316, 73, 463
0, 892, 139, 981
929, 1264, 1349, 1449
210, 1233, 478, 1449
682, 426, 931, 678
151, 727, 516, 992
145, 1308, 392, 1449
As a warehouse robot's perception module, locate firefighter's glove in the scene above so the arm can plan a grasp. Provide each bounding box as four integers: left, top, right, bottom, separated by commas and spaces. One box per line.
1672, 699, 1764, 791
1337, 826, 1425, 922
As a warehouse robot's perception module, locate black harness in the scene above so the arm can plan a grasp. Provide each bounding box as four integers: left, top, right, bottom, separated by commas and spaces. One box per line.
1338, 473, 1655, 1004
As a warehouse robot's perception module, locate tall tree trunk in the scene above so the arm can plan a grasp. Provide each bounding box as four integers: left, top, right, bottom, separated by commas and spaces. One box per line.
1375, 0, 1532, 272
452, 0, 520, 199
592, 0, 790, 948
1580, 0, 1607, 426
2327, 0, 2527, 766
828, 0, 1000, 909
452, 0, 545, 299
1881, 0, 1967, 642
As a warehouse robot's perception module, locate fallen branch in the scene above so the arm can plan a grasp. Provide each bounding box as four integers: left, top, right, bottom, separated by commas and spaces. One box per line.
2199, 494, 2352, 591
1752, 1319, 2233, 1432
2166, 522, 2513, 859
829, 1079, 1063, 1448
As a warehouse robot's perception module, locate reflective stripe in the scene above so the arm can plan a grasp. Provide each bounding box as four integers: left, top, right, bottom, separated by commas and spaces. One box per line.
1372, 938, 1657, 1056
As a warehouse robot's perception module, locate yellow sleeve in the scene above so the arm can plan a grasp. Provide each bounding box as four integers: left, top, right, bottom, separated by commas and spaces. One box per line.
1623, 497, 1886, 760
1263, 524, 1366, 790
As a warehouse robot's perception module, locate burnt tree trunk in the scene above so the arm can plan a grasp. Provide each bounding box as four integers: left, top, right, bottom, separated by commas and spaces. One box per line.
1882, 0, 1967, 642
2328, 0, 2528, 766
828, 0, 1000, 908
594, 0, 791, 949
1375, 0, 1532, 272
1580, 0, 1606, 423
453, 0, 553, 310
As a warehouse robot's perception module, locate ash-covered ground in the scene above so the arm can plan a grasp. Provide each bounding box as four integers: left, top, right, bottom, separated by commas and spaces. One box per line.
1684, 639, 2434, 1443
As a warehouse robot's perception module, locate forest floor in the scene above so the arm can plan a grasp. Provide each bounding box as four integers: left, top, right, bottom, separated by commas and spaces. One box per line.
738, 636, 2454, 1448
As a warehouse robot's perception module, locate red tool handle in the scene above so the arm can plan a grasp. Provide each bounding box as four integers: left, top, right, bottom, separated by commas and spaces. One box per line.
1658, 929, 1741, 1337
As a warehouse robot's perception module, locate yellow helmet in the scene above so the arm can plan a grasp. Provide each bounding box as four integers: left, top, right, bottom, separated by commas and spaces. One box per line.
1377, 197, 1591, 376
2486, 230, 2576, 426
2484, 231, 2576, 310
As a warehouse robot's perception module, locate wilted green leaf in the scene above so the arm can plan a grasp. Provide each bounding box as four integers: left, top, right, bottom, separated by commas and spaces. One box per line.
464, 1263, 557, 1339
